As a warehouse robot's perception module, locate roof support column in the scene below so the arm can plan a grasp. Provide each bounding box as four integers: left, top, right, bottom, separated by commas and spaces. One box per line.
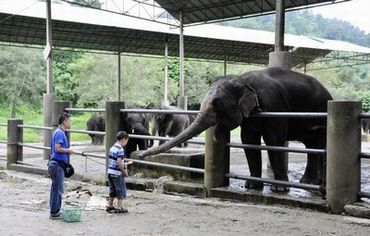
177, 11, 187, 110
43, 0, 55, 160
268, 0, 291, 171
269, 0, 291, 69
118, 49, 122, 101
224, 60, 227, 76
162, 38, 169, 106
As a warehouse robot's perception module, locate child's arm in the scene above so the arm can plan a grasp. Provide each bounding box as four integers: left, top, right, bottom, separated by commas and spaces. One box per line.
117, 157, 128, 177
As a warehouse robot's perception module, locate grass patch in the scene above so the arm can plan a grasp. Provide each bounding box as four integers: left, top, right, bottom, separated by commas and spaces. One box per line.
0, 105, 93, 143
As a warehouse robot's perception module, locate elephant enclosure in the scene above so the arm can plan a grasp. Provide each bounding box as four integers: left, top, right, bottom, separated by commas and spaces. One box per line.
2, 138, 370, 204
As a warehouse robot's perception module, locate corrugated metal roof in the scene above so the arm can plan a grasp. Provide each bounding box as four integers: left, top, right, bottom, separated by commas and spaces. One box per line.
0, 0, 368, 68
154, 0, 350, 25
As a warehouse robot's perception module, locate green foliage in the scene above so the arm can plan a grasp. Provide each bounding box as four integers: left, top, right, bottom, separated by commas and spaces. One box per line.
53, 50, 83, 106
0, 46, 45, 116
73, 0, 102, 8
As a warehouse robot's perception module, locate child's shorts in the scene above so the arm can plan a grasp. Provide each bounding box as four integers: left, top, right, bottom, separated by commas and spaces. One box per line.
108, 174, 127, 199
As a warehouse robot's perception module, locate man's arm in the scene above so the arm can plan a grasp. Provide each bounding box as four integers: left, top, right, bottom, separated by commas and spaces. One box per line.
55, 144, 73, 154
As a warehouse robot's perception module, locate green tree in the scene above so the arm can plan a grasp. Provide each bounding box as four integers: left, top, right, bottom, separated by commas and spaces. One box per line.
53, 50, 83, 106
0, 46, 45, 117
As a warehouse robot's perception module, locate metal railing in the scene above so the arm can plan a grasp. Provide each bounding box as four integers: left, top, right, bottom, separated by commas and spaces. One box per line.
120, 108, 198, 115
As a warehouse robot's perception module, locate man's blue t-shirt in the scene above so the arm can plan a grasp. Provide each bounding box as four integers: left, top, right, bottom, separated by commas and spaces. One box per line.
51, 128, 69, 163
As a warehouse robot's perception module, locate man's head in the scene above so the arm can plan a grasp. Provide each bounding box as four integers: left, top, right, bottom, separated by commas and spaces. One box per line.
116, 130, 129, 147
58, 112, 71, 130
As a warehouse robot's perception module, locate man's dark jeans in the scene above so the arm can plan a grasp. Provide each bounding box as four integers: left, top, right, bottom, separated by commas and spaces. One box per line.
48, 160, 64, 216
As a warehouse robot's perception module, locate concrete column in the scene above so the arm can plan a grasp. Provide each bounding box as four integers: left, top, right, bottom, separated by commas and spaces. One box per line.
204, 126, 230, 195
268, 51, 292, 69
327, 101, 361, 214
43, 93, 55, 159
177, 96, 187, 110
52, 101, 71, 145
105, 101, 125, 173
7, 119, 23, 168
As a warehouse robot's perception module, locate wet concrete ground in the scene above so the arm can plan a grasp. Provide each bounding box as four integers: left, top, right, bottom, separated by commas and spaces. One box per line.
1, 139, 370, 204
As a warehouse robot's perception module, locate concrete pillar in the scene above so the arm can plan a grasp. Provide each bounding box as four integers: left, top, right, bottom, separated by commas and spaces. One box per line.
204, 126, 230, 195
43, 93, 55, 159
105, 101, 125, 173
52, 101, 71, 144
177, 96, 187, 110
7, 119, 23, 168
327, 101, 361, 214
268, 51, 292, 69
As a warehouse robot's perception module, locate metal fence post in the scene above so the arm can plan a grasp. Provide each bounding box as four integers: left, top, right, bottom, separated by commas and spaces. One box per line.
204, 126, 230, 195
105, 101, 125, 173
7, 119, 23, 168
327, 101, 361, 213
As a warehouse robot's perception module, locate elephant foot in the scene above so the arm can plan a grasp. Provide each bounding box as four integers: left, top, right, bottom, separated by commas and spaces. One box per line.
245, 181, 264, 190
300, 175, 322, 185
270, 185, 290, 192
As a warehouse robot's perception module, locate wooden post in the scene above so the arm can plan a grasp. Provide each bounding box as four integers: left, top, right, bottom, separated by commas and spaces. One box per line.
7, 119, 23, 168
105, 101, 125, 173
326, 101, 361, 213
204, 126, 230, 195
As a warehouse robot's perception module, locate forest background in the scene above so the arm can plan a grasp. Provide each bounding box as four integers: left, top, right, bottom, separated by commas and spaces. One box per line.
1, 1, 370, 142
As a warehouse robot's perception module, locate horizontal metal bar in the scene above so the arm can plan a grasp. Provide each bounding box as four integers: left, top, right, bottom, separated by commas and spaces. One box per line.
251, 112, 327, 118
126, 158, 205, 174
358, 191, 370, 199
0, 123, 6, 127
227, 143, 326, 154
0, 140, 6, 144
74, 151, 204, 173
66, 129, 105, 135
18, 143, 50, 151
226, 173, 321, 191
359, 152, 370, 159
120, 109, 198, 115
360, 113, 370, 119
17, 161, 40, 167
74, 151, 105, 159
17, 125, 52, 130
128, 134, 205, 144
65, 108, 105, 113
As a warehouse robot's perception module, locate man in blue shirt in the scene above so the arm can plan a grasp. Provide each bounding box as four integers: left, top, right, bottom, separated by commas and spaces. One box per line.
106, 131, 132, 214
48, 112, 73, 219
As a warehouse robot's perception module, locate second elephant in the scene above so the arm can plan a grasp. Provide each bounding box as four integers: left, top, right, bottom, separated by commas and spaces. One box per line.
151, 105, 190, 147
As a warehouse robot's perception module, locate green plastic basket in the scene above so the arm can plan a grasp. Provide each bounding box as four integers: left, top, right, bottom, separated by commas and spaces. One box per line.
62, 205, 82, 222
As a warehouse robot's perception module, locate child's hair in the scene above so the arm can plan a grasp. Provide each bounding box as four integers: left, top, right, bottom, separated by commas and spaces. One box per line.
58, 112, 71, 125
116, 131, 129, 141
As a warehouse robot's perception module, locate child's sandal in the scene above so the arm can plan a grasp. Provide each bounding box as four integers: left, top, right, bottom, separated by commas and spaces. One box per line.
114, 208, 128, 214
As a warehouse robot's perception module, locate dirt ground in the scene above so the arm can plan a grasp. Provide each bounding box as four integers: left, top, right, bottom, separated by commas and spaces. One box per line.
1, 141, 370, 235
1, 170, 370, 236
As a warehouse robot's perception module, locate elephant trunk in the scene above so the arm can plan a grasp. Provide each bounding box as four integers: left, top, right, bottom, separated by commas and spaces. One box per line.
138, 112, 215, 158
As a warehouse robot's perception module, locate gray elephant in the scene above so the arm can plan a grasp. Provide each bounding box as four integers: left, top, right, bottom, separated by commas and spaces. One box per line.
361, 111, 370, 134
124, 113, 152, 158
151, 105, 190, 147
86, 114, 105, 145
140, 67, 333, 192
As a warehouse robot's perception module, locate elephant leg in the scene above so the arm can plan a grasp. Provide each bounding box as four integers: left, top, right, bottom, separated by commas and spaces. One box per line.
263, 127, 289, 192
301, 129, 326, 186
241, 126, 263, 190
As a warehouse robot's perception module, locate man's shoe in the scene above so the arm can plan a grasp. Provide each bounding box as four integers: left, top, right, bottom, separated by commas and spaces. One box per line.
49, 212, 63, 220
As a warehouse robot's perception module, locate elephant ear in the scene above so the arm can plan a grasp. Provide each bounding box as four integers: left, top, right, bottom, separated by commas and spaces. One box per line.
238, 85, 259, 118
